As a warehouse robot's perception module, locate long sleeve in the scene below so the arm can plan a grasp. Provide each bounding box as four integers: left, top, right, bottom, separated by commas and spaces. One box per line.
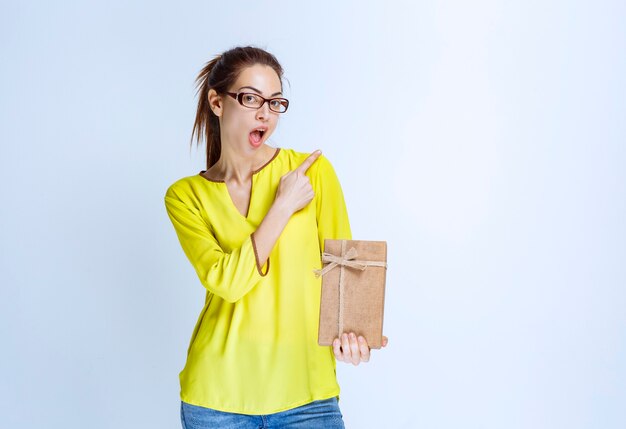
312, 155, 352, 253
164, 191, 268, 303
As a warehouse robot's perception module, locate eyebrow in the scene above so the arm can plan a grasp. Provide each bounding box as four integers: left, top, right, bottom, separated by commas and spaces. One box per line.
238, 86, 283, 97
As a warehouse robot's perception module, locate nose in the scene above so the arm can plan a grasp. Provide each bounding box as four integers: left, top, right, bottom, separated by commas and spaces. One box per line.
255, 100, 271, 120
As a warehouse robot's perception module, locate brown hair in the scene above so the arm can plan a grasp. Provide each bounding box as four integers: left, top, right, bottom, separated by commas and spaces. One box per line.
190, 46, 286, 169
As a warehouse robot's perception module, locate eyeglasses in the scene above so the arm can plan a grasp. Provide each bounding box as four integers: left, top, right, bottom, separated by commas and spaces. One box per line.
225, 92, 289, 113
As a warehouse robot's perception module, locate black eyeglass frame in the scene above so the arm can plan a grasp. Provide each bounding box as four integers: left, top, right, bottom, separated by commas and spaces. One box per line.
225, 92, 290, 113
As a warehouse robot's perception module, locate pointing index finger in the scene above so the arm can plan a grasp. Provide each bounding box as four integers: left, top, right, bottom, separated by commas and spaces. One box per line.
295, 150, 322, 174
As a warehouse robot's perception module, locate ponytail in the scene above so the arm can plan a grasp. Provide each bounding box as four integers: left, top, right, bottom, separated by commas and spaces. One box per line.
190, 55, 222, 169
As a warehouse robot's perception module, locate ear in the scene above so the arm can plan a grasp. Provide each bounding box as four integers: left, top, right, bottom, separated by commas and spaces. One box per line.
208, 89, 223, 117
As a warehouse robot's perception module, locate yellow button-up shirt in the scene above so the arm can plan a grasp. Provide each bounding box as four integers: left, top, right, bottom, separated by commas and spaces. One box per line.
164, 147, 352, 414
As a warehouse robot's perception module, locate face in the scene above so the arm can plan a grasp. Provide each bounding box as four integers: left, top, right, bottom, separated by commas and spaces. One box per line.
208, 64, 283, 153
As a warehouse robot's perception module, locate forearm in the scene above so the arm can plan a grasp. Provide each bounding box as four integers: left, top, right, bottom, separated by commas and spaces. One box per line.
252, 150, 321, 269
251, 199, 293, 268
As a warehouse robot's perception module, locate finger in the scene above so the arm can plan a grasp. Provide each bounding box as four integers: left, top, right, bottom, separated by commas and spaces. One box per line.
341, 333, 351, 363
358, 336, 370, 362
332, 338, 343, 361
349, 333, 360, 366
295, 150, 322, 175
382, 336, 389, 348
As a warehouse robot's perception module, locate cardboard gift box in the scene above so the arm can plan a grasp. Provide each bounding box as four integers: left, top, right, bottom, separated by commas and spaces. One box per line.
314, 239, 388, 349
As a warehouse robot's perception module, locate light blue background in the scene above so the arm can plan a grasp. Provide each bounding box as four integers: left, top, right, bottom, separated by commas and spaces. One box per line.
1, 1, 624, 428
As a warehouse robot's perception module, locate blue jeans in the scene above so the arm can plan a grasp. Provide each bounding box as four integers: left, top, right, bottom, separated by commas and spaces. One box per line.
181, 397, 345, 429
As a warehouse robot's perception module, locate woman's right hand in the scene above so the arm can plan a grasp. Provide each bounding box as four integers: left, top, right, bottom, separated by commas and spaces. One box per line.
274, 150, 322, 215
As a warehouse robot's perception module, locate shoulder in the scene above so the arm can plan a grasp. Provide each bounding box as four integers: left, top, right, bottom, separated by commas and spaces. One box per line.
276, 147, 308, 165
277, 147, 334, 175
163, 174, 208, 209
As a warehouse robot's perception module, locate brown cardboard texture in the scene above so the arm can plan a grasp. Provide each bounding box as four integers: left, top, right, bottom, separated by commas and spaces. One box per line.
317, 239, 387, 349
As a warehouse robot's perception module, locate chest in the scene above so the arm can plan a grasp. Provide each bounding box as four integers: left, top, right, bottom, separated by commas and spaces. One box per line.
225, 180, 252, 218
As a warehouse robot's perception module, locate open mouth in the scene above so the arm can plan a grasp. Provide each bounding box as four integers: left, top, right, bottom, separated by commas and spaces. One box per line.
249, 128, 266, 146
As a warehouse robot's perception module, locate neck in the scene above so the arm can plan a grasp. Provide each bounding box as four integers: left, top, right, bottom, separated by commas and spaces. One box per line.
212, 144, 273, 185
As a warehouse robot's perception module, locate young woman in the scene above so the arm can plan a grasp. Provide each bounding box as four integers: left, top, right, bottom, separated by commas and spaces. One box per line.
164, 46, 388, 429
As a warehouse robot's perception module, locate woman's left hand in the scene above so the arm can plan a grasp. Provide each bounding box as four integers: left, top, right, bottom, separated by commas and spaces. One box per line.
332, 332, 388, 366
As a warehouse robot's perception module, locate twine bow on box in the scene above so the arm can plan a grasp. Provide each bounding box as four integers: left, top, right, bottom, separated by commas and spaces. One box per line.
313, 240, 387, 339
313, 245, 387, 278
